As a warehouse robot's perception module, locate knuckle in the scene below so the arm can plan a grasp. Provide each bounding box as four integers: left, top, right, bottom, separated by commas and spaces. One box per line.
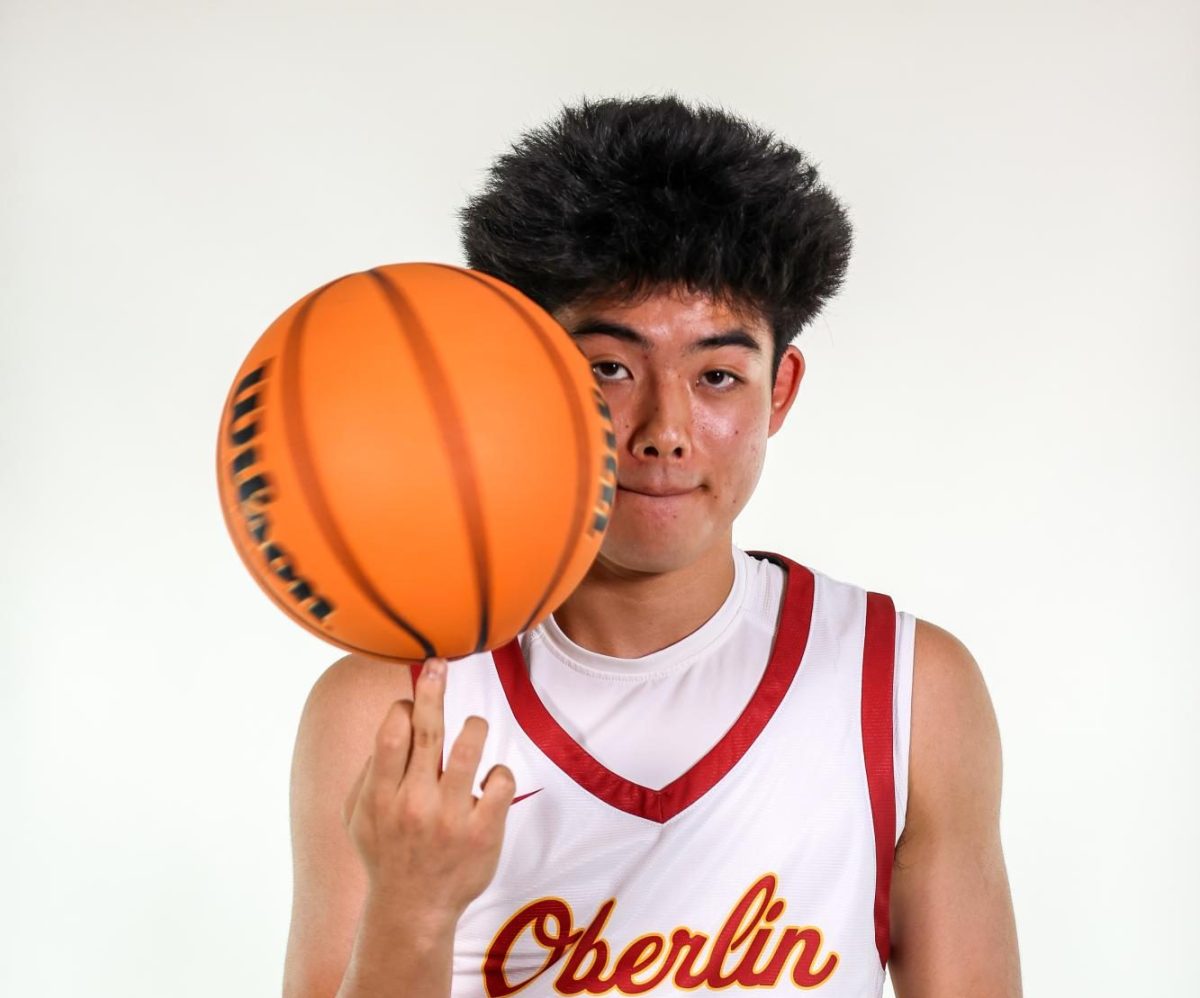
448, 737, 478, 766
398, 794, 431, 826
487, 764, 516, 791
412, 722, 443, 749
376, 730, 408, 754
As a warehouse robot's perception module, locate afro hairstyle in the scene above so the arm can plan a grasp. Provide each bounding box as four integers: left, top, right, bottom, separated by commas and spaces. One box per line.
458, 94, 853, 379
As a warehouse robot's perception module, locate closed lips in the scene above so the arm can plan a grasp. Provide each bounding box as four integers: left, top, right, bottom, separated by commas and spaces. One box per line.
619, 485, 698, 497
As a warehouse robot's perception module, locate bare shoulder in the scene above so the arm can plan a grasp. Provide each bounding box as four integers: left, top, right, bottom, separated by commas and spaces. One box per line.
291, 652, 415, 794
905, 618, 1003, 841
911, 618, 995, 727
283, 653, 415, 998
305, 651, 416, 723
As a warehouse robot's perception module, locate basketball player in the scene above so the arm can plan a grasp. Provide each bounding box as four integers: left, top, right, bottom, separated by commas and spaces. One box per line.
283, 97, 1022, 997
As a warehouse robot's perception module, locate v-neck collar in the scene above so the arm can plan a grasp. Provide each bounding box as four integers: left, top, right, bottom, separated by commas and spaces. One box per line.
491, 550, 816, 824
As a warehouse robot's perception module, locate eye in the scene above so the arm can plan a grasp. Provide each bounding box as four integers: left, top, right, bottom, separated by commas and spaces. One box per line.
702, 370, 742, 389
590, 363, 742, 389
591, 361, 629, 381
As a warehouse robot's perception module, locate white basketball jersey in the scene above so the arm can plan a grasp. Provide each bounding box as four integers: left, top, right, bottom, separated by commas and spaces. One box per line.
421, 548, 916, 997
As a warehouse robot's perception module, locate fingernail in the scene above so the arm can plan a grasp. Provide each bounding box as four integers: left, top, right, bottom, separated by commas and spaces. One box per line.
426, 658, 445, 680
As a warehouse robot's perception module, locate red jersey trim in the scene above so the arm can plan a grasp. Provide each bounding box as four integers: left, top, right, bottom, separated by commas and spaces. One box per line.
491, 550, 816, 824
861, 591, 897, 968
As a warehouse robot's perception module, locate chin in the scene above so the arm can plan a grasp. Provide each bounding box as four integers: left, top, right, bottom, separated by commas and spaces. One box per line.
594, 523, 713, 577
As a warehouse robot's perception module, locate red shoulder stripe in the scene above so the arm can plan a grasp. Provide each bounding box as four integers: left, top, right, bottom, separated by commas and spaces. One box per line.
861, 591, 897, 968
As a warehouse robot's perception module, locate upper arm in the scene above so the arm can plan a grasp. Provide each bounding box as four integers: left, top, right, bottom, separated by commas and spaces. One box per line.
888, 619, 1022, 997
282, 653, 415, 998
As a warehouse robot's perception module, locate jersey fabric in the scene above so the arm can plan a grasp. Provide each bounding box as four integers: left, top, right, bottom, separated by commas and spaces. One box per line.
417, 547, 917, 996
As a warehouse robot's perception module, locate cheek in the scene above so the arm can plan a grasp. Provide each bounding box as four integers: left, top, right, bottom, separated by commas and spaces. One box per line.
697, 399, 767, 442
722, 442, 765, 503
707, 412, 768, 503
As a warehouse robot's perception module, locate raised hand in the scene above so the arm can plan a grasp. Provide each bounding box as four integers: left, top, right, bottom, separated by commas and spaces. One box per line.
341, 657, 516, 923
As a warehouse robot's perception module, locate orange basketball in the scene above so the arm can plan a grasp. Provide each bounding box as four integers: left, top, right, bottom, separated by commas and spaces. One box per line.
216, 262, 617, 663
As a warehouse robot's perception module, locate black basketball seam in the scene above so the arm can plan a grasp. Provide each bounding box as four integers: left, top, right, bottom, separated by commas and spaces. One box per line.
432, 264, 595, 634
366, 268, 493, 655
281, 275, 438, 660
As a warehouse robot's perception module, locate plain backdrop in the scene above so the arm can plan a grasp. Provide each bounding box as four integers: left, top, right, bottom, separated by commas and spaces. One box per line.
3, 1, 1197, 995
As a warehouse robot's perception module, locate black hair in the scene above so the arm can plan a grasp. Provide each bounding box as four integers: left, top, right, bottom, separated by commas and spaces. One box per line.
459, 94, 853, 380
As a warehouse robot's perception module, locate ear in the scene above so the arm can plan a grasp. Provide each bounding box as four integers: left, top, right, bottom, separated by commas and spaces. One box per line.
767, 346, 805, 438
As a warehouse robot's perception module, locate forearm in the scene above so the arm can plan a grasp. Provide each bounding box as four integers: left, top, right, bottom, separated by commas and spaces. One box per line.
335, 892, 458, 998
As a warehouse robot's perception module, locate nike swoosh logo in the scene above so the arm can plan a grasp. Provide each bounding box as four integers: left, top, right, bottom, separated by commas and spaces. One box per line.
510, 789, 543, 806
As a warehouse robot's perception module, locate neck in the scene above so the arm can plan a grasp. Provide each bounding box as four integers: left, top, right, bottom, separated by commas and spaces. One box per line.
550, 538, 737, 659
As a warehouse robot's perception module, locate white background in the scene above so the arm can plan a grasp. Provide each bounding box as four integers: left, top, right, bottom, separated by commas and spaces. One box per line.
3, 1, 1197, 994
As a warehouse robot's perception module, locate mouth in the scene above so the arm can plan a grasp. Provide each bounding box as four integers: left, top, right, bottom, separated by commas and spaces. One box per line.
617, 485, 699, 498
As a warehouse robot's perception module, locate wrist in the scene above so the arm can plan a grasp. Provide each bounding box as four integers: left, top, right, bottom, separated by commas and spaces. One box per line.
362, 887, 461, 944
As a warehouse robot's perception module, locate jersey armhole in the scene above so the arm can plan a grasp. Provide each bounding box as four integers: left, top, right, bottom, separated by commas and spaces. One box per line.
893, 610, 917, 847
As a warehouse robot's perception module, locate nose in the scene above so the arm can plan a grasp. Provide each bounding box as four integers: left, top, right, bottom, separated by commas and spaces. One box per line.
629, 376, 691, 461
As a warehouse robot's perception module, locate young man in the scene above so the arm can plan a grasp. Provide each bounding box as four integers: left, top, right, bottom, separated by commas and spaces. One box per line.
284, 96, 1022, 997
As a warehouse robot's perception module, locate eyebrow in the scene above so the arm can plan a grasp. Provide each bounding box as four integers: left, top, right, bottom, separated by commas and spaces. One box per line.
567, 319, 763, 356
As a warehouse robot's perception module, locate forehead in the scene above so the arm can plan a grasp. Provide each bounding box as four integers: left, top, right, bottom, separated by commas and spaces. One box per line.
554, 286, 771, 349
